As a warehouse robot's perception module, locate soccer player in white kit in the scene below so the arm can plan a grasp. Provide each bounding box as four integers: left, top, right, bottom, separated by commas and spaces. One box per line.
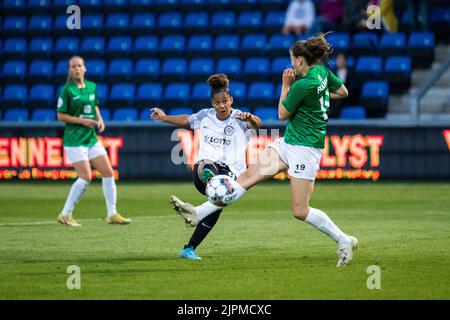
151, 74, 261, 260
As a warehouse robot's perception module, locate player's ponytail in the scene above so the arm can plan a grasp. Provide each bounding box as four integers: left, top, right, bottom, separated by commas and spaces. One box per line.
207, 73, 230, 98
290, 33, 333, 65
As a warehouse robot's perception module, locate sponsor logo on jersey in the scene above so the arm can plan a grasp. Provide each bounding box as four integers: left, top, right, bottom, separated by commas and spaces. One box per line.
89, 94, 95, 101
204, 135, 231, 145
224, 125, 234, 136
73, 96, 80, 100
83, 105, 92, 114
57, 97, 63, 108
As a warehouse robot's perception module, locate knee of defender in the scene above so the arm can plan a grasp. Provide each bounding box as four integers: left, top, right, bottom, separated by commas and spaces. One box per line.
292, 206, 309, 221
80, 176, 92, 183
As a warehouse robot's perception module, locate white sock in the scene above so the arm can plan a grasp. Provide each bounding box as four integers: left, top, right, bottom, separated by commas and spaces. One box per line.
61, 178, 89, 217
305, 207, 350, 245
102, 177, 117, 217
196, 182, 247, 220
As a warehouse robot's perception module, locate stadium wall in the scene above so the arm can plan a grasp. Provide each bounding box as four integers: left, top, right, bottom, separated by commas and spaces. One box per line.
0, 124, 449, 181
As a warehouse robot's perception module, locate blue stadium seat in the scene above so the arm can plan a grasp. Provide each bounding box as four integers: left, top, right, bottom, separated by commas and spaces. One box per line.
79, 0, 102, 11
339, 106, 366, 120
408, 32, 435, 68
27, 0, 51, 11
134, 59, 160, 81
169, 107, 193, 115
3, 108, 29, 122
82, 14, 104, 35
264, 11, 285, 33
53, 15, 69, 35
164, 83, 190, 107
384, 56, 411, 92
211, 11, 236, 33
108, 59, 133, 81
184, 12, 209, 33
360, 81, 389, 117
3, 84, 28, 107
52, 0, 74, 13
207, 0, 231, 11
103, 0, 128, 11
253, 107, 278, 121
107, 36, 132, 58
3, 0, 26, 13
214, 35, 240, 56
85, 59, 106, 81
29, 60, 53, 82
234, 0, 257, 10
28, 15, 52, 35
158, 12, 182, 33
3, 16, 27, 35
187, 35, 213, 57
430, 7, 450, 43
269, 34, 294, 56
135, 83, 163, 107
105, 13, 130, 34
230, 82, 246, 104
351, 32, 378, 56
99, 108, 111, 122
28, 84, 54, 108
354, 56, 383, 84
154, 0, 179, 11
96, 83, 108, 105
181, 0, 206, 10
216, 57, 241, 79
139, 108, 152, 121
131, 13, 155, 35
130, 0, 153, 12
247, 83, 275, 108
2, 60, 26, 82
80, 37, 106, 58
133, 36, 158, 57
188, 58, 214, 81
235, 107, 250, 113
161, 58, 187, 82
237, 11, 262, 33
271, 57, 291, 78
241, 34, 267, 56
31, 109, 55, 122
29, 38, 53, 58
54, 60, 68, 82
326, 32, 350, 53
244, 57, 270, 80
379, 33, 406, 56
54, 37, 79, 58
112, 108, 138, 122
160, 35, 185, 57
191, 83, 211, 105
109, 84, 135, 107
2, 38, 27, 59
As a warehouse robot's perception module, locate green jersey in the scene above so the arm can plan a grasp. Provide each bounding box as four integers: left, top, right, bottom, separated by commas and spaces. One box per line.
57, 79, 99, 147
282, 65, 343, 148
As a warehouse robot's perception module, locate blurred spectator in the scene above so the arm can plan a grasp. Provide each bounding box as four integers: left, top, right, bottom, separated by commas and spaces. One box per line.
402, 0, 429, 31
342, 0, 368, 32
369, 0, 398, 32
282, 0, 316, 36
329, 53, 350, 118
312, 0, 344, 33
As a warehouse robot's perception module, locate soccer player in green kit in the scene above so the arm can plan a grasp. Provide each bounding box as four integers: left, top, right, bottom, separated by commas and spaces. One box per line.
56, 56, 131, 227
170, 34, 358, 267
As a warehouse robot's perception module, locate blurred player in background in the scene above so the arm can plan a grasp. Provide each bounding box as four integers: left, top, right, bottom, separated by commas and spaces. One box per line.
152, 74, 261, 260
56, 56, 131, 227
171, 34, 358, 267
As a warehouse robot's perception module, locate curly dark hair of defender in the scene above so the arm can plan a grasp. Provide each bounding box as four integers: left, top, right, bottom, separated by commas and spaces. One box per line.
207, 73, 230, 99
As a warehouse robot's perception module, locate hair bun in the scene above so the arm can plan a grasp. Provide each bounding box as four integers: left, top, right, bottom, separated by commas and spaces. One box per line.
207, 73, 229, 89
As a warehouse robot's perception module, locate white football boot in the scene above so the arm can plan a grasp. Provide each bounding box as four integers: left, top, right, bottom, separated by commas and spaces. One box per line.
336, 235, 359, 268
169, 195, 199, 227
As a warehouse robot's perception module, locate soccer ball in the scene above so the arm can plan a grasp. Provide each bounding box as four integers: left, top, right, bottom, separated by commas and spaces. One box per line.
206, 175, 237, 207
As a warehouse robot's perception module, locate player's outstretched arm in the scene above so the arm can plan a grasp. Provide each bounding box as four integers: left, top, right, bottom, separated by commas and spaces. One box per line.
329, 84, 349, 100
236, 112, 262, 129
151, 107, 190, 128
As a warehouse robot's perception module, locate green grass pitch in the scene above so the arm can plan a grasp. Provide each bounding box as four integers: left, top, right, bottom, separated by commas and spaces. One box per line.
0, 181, 449, 299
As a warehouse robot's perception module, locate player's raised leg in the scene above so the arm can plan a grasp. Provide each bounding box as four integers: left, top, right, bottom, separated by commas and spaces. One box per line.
57, 160, 91, 227
289, 177, 358, 267
90, 154, 131, 225
170, 146, 288, 226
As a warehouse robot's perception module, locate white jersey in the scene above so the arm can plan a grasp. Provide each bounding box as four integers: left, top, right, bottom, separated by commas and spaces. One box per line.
188, 108, 251, 176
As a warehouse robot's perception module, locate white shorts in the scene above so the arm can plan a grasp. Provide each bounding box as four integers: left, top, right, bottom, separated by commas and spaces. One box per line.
64, 141, 107, 164
269, 137, 323, 180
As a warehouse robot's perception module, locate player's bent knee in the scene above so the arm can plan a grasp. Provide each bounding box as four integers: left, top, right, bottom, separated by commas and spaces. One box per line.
292, 206, 309, 221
